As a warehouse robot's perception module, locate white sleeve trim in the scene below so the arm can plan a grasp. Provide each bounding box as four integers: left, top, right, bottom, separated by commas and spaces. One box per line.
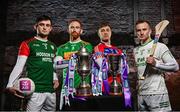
156, 61, 179, 71
53, 72, 58, 80
6, 55, 27, 88
155, 51, 179, 71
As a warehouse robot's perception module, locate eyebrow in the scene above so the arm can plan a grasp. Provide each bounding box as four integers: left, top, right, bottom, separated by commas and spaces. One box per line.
136, 28, 147, 31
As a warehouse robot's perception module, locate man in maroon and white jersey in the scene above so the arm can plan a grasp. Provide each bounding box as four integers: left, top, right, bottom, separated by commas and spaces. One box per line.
6, 15, 59, 111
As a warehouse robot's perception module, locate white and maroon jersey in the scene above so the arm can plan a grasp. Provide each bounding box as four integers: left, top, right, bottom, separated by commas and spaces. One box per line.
133, 40, 178, 95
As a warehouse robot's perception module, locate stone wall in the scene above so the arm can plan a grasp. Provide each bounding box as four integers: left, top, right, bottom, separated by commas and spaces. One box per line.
6, 0, 174, 35
1, 0, 180, 111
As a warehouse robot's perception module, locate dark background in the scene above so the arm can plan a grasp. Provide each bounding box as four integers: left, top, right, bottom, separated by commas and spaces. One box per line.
0, 0, 180, 111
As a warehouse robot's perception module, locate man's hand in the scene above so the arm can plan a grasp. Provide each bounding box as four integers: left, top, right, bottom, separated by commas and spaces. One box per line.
53, 80, 59, 90
7, 87, 25, 98
146, 56, 156, 66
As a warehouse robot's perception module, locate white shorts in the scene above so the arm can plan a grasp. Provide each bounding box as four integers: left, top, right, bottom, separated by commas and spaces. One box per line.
138, 93, 171, 111
26, 92, 56, 111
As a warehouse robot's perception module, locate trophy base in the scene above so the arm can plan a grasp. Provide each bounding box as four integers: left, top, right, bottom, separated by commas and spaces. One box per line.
109, 92, 122, 96
76, 84, 92, 97
109, 85, 122, 96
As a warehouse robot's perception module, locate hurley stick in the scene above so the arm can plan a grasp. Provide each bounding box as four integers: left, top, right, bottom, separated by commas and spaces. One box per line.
140, 20, 169, 80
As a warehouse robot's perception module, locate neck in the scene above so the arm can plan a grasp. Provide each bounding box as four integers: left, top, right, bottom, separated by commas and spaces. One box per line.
36, 34, 48, 40
35, 36, 48, 42
101, 40, 111, 46
70, 36, 81, 43
141, 37, 151, 45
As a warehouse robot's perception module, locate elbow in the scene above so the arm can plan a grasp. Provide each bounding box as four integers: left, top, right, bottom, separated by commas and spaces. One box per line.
174, 63, 179, 71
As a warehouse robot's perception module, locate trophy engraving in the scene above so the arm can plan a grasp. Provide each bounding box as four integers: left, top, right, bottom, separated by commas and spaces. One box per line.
108, 54, 122, 95
76, 46, 92, 96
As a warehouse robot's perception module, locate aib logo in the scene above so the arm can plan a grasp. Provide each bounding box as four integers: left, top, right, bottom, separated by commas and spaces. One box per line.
20, 80, 31, 91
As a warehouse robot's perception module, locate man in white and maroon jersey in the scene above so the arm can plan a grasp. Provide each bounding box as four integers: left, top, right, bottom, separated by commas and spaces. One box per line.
6, 15, 59, 111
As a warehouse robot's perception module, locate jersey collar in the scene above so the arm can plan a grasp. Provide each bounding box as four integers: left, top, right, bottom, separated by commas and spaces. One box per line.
35, 36, 48, 42
70, 39, 82, 44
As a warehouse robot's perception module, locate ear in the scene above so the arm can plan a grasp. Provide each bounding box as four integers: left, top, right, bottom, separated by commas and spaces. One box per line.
149, 29, 152, 37
150, 28, 152, 34
49, 26, 53, 31
97, 29, 101, 37
80, 29, 83, 34
97, 29, 103, 39
34, 24, 37, 30
67, 29, 70, 34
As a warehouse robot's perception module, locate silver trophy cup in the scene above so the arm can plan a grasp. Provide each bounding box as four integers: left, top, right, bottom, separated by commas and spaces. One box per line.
76, 46, 92, 96
108, 54, 122, 95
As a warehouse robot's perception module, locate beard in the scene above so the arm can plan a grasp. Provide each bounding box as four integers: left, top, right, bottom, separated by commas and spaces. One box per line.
71, 31, 80, 40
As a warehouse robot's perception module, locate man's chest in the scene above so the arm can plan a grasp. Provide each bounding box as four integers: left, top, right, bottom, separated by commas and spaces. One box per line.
30, 42, 55, 58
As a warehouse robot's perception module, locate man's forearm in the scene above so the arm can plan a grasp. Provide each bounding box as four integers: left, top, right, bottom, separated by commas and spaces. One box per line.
155, 51, 179, 71
6, 56, 27, 88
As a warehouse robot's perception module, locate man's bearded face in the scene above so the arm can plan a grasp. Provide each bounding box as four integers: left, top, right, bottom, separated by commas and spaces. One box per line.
71, 31, 80, 39
68, 21, 82, 40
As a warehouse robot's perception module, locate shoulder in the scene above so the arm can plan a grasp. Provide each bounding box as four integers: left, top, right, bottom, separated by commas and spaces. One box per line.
47, 40, 56, 46
94, 43, 103, 49
81, 40, 92, 46
157, 42, 167, 47
81, 40, 93, 48
157, 42, 169, 52
19, 37, 36, 49
23, 37, 36, 44
81, 40, 93, 53
94, 44, 100, 52
58, 42, 70, 49
94, 44, 99, 50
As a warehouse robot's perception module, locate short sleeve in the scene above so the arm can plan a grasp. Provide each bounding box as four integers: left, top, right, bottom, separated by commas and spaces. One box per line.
56, 47, 64, 57
18, 41, 30, 56
85, 43, 93, 53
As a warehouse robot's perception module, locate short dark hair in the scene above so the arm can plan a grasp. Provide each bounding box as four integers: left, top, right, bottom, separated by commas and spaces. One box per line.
36, 15, 52, 24
98, 22, 111, 30
135, 19, 152, 29
68, 19, 83, 28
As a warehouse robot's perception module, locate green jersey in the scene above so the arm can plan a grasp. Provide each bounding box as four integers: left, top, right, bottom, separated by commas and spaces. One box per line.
19, 37, 57, 92
56, 40, 93, 88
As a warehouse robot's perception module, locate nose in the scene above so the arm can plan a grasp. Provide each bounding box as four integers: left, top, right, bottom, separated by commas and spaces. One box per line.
71, 27, 76, 32
43, 26, 46, 29
72, 28, 76, 31
42, 25, 48, 30
140, 30, 144, 35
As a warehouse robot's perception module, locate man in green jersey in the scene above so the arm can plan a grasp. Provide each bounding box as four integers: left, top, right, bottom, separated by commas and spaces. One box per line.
54, 19, 93, 110
6, 15, 59, 111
